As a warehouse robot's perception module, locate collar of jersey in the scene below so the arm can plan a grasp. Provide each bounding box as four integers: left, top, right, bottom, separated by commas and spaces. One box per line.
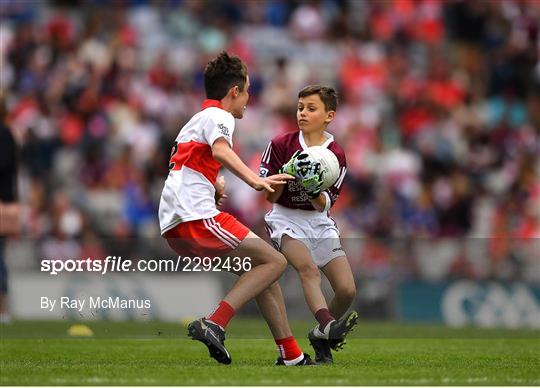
299, 130, 334, 150
202, 99, 224, 110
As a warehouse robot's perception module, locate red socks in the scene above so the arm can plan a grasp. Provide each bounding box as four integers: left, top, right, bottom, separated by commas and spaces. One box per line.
208, 301, 303, 363
315, 308, 335, 332
207, 300, 235, 329
275, 336, 302, 361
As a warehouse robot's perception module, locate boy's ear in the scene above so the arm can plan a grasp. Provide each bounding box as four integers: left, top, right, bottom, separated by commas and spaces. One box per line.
324, 110, 336, 124
231, 85, 239, 97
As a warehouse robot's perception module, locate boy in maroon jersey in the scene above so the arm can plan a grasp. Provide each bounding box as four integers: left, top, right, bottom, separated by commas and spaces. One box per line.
260, 85, 358, 364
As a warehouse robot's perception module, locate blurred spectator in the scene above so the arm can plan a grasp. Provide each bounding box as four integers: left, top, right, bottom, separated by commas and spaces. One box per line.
0, 92, 20, 324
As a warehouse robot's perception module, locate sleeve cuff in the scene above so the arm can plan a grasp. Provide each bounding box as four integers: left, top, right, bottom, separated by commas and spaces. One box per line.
322, 191, 331, 212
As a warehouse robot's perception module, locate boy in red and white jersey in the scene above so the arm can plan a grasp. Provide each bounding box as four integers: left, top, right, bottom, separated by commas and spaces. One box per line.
260, 85, 358, 364
159, 52, 313, 366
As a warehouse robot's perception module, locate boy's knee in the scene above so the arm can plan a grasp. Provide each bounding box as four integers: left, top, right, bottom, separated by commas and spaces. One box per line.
298, 263, 320, 281
270, 252, 287, 273
336, 284, 356, 301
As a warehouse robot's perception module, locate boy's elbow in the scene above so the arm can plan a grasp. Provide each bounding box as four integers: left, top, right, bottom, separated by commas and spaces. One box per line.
309, 199, 325, 212
212, 146, 225, 164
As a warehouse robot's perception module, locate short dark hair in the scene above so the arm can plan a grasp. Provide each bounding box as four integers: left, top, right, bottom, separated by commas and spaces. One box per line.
298, 85, 338, 112
204, 52, 248, 100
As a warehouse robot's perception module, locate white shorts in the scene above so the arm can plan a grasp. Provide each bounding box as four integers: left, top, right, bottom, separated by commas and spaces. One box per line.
264, 204, 346, 268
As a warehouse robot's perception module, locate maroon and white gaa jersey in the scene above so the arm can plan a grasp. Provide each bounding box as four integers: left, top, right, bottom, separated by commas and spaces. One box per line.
259, 130, 346, 211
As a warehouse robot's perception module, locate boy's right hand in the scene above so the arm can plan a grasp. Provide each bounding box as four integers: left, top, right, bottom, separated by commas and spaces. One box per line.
280, 151, 301, 176
252, 174, 294, 192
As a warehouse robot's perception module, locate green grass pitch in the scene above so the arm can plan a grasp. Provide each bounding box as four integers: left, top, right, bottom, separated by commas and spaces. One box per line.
1, 319, 539, 385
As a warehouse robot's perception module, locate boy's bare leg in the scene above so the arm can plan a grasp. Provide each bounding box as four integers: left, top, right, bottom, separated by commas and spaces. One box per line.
187, 232, 287, 364
281, 235, 327, 314
222, 231, 287, 310
255, 280, 310, 364
229, 234, 308, 364
321, 256, 356, 319
255, 281, 292, 339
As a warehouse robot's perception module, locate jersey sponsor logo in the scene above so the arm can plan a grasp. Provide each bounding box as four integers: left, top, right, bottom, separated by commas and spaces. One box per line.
332, 247, 343, 252
259, 166, 269, 177
288, 180, 303, 192
217, 123, 230, 137
291, 192, 310, 202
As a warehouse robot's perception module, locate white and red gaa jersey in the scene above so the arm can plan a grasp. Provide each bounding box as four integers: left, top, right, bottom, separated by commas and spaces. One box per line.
158, 100, 235, 235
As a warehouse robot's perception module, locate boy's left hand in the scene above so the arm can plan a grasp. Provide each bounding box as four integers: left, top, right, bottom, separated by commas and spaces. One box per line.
301, 174, 324, 199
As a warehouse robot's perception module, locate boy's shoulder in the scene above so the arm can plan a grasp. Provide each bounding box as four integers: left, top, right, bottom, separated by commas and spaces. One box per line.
327, 138, 346, 163
202, 106, 234, 121
271, 131, 300, 146
327, 138, 344, 152
268, 131, 345, 163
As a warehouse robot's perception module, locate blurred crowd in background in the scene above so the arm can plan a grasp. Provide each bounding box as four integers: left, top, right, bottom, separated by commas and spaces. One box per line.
1, 0, 539, 283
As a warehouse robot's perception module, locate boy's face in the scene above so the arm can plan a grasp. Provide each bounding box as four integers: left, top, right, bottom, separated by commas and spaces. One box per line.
231, 75, 250, 119
297, 94, 335, 133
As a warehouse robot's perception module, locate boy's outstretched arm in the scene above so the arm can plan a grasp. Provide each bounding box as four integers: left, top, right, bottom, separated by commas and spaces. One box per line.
212, 138, 293, 192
